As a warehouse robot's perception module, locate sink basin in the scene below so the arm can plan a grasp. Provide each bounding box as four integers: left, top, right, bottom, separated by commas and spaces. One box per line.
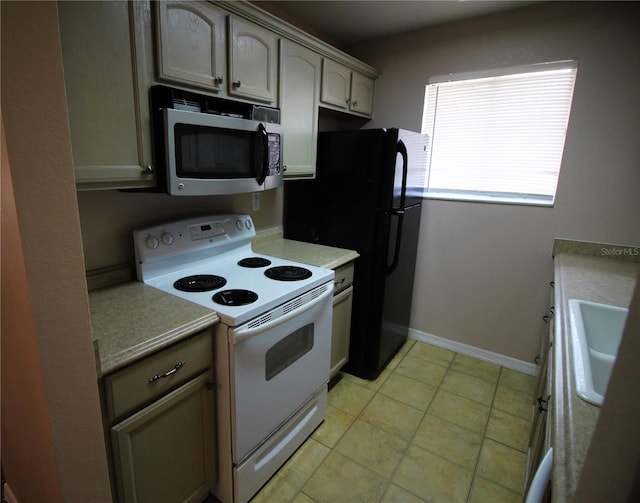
567, 299, 628, 406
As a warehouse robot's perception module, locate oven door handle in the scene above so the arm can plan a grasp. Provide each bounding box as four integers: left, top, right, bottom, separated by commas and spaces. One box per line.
233, 284, 334, 344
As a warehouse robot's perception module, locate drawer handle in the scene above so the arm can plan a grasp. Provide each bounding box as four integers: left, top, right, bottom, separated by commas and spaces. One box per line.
148, 361, 185, 382
335, 277, 346, 286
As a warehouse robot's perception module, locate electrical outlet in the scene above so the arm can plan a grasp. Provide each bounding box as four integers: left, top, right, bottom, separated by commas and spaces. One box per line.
252, 192, 260, 211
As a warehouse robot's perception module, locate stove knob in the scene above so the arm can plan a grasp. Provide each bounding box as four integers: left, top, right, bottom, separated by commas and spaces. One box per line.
145, 235, 160, 250
236, 219, 243, 231
161, 232, 174, 246
245, 219, 252, 230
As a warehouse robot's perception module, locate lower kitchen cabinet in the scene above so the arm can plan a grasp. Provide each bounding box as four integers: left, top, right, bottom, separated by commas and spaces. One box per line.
331, 262, 355, 377
525, 288, 554, 498
111, 371, 216, 503
102, 330, 216, 503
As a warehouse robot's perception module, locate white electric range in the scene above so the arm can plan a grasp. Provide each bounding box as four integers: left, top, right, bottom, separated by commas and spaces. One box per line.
134, 214, 334, 503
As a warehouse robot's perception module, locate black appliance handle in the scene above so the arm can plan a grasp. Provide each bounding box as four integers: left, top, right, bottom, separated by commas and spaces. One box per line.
256, 123, 269, 185
388, 140, 409, 275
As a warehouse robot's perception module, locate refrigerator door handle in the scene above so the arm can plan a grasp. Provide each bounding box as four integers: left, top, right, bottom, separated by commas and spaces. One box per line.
388, 209, 404, 274
388, 140, 409, 275
395, 140, 408, 210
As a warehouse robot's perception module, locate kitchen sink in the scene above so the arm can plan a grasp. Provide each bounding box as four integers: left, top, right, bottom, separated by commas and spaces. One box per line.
567, 299, 628, 406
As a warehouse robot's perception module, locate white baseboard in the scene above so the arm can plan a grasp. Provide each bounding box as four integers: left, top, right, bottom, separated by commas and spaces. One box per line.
408, 329, 537, 376
3, 483, 18, 503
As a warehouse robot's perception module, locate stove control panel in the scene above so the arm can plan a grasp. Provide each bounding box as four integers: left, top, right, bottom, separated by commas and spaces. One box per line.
134, 214, 256, 268
189, 221, 226, 241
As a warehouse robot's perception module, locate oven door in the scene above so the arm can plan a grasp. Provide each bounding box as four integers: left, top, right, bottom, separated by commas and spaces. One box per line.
229, 282, 333, 463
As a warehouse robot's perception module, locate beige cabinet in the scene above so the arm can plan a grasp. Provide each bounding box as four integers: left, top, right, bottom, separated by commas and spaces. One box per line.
279, 40, 321, 179
321, 59, 375, 118
228, 16, 278, 104
104, 331, 215, 503
525, 293, 554, 497
331, 262, 355, 377
350, 72, 375, 116
156, 0, 226, 92
58, 0, 154, 190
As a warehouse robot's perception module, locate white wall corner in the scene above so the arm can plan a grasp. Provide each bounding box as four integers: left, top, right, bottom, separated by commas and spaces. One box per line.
409, 329, 538, 376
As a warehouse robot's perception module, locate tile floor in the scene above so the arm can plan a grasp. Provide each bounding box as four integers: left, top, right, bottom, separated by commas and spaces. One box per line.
250, 339, 537, 503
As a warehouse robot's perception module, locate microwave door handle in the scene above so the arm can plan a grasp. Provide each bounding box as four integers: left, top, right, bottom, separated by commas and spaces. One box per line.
256, 123, 269, 185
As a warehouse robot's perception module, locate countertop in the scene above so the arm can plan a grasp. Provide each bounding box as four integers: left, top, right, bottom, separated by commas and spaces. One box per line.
89, 282, 219, 377
252, 228, 360, 269
89, 229, 358, 377
551, 239, 639, 501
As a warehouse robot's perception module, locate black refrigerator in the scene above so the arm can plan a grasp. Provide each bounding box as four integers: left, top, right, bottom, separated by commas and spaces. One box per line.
284, 128, 428, 380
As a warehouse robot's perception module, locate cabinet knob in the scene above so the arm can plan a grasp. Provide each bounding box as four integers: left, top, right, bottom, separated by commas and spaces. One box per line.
233, 80, 241, 88
142, 165, 154, 175
352, 100, 358, 108
214, 76, 224, 85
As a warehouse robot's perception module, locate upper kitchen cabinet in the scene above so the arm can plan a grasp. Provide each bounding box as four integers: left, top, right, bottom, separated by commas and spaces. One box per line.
228, 16, 279, 104
279, 40, 321, 179
320, 59, 375, 118
58, 1, 155, 190
155, 0, 226, 93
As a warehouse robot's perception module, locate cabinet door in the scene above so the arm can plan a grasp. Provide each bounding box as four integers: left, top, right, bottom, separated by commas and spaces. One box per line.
350, 72, 375, 117
111, 372, 216, 503
58, 0, 154, 190
228, 16, 278, 103
156, 0, 226, 92
320, 59, 351, 110
331, 286, 353, 377
280, 40, 321, 179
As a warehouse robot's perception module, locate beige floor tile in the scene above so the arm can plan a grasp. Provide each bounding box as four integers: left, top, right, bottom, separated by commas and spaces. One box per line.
493, 385, 534, 420
342, 368, 391, 391
250, 474, 299, 503
393, 445, 473, 503
311, 404, 355, 448
499, 368, 537, 395
428, 389, 491, 434
302, 451, 388, 503
327, 378, 375, 416
407, 342, 455, 367
334, 419, 408, 478
476, 438, 526, 493
440, 369, 497, 405
292, 492, 316, 503
385, 347, 407, 371
485, 408, 532, 453
381, 483, 428, 502
379, 373, 436, 411
450, 354, 501, 383
468, 475, 523, 503
360, 393, 424, 441
412, 414, 483, 469
279, 438, 331, 488
395, 355, 448, 387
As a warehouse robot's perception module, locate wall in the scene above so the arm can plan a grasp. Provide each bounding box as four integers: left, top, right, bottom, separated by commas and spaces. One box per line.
349, 2, 640, 362
1, 2, 112, 501
77, 188, 282, 271
1, 116, 64, 503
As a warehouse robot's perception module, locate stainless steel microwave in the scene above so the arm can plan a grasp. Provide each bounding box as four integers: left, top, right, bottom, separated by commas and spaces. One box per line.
151, 85, 283, 196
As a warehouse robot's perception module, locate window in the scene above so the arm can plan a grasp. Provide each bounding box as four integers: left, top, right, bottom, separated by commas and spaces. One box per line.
421, 61, 578, 206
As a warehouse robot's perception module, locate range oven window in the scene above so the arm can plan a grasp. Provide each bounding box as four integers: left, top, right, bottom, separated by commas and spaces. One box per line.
265, 325, 314, 381
175, 124, 263, 179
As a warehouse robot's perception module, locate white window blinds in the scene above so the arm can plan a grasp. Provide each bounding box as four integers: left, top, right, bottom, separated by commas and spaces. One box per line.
421, 61, 578, 205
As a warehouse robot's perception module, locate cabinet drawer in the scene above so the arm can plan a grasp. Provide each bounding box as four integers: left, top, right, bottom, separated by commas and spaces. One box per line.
104, 331, 213, 420
333, 262, 354, 295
